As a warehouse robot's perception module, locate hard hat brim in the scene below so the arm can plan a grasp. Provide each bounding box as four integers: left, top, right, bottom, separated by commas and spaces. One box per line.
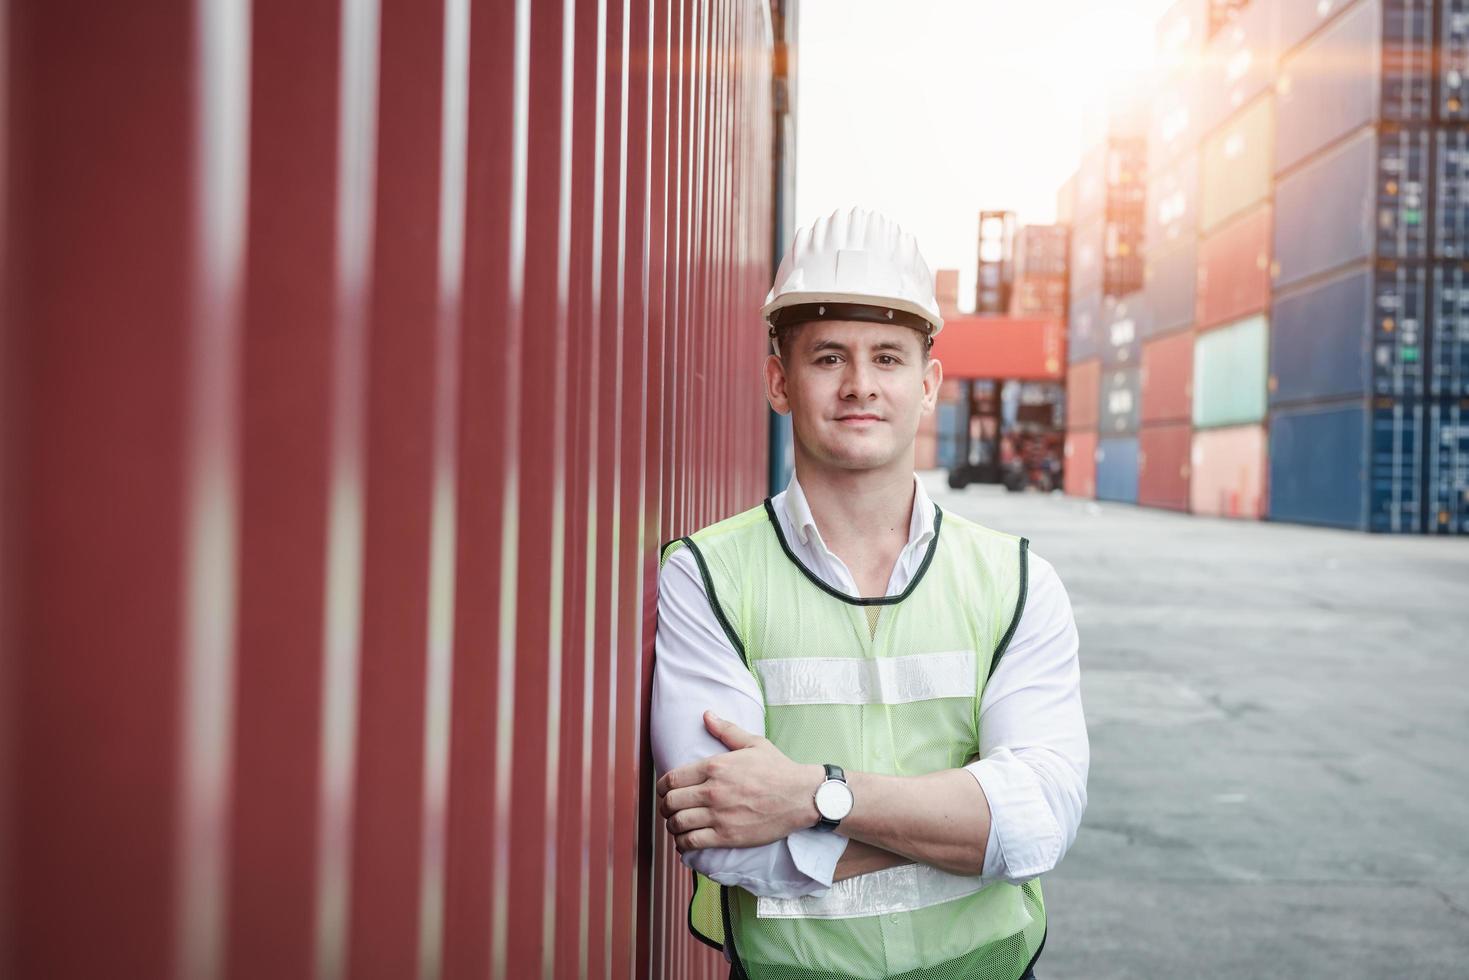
760, 291, 944, 336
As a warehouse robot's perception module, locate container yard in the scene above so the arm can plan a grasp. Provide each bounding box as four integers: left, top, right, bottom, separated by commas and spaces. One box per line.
1046, 0, 1469, 535
3, 2, 1467, 980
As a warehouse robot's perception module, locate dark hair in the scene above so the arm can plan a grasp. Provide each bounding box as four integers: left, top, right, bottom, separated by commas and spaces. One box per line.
769, 322, 933, 361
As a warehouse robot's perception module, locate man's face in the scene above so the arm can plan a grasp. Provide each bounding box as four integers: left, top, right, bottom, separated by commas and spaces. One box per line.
765, 319, 943, 473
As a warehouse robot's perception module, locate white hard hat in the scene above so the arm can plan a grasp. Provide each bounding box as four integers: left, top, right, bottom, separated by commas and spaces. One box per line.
762, 206, 945, 343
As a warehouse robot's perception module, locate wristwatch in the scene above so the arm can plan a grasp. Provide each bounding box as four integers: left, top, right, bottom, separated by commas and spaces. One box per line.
812, 763, 854, 831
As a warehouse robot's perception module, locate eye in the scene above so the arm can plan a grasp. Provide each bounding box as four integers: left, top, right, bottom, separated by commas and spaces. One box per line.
817, 354, 842, 365
876, 354, 899, 365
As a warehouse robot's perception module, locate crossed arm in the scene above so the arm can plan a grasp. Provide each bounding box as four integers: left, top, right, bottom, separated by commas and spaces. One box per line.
656, 709, 994, 879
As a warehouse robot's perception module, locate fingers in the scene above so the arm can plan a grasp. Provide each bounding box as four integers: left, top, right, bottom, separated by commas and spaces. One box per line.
657, 783, 711, 820
655, 759, 707, 798
704, 710, 761, 750
665, 806, 714, 837
674, 827, 719, 854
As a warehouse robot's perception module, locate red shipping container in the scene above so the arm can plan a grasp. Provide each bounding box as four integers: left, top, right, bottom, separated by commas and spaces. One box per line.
1141, 329, 1194, 423
1138, 422, 1192, 510
1009, 276, 1068, 317
1196, 202, 1271, 329
931, 315, 1066, 380
1064, 430, 1099, 498
1191, 424, 1268, 517
1068, 360, 1101, 429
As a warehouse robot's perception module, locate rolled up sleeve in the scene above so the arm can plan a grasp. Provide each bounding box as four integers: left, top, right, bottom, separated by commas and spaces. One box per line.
651, 546, 848, 898
964, 553, 1089, 883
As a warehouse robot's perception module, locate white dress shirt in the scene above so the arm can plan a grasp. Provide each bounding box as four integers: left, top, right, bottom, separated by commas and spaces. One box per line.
650, 472, 1089, 900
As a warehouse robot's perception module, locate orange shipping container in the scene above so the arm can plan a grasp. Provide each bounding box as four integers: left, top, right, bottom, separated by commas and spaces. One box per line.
931, 315, 1066, 380
1068, 360, 1101, 429
1140, 329, 1194, 424
1064, 430, 1099, 498
1191, 424, 1268, 518
1138, 422, 1192, 511
1196, 203, 1271, 330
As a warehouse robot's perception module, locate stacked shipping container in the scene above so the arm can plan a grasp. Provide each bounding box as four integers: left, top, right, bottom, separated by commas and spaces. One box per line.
1011, 225, 1070, 318
1060, 0, 1467, 532
1267, 0, 1467, 532
1065, 114, 1148, 501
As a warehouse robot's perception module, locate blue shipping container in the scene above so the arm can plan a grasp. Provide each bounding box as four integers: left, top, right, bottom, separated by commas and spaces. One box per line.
1069, 290, 1104, 363
1268, 398, 1425, 531
1273, 125, 1431, 288
1431, 262, 1469, 395
1143, 239, 1197, 336
1427, 397, 1469, 532
1436, 0, 1469, 121
1096, 436, 1140, 503
937, 401, 960, 470
1102, 293, 1149, 367
1194, 0, 1278, 137
1274, 0, 1434, 175
1270, 261, 1428, 404
1433, 129, 1469, 258
1101, 365, 1142, 435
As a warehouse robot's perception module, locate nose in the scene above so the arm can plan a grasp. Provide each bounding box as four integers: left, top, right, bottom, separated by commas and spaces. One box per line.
838, 358, 879, 402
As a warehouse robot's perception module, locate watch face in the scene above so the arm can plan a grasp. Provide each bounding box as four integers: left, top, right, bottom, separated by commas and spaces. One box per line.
814, 779, 854, 821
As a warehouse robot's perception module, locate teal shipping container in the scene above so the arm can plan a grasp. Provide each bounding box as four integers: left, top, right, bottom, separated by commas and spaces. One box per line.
1194, 315, 1269, 428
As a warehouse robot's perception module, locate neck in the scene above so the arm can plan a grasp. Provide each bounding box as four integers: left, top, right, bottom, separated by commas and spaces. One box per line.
791, 449, 917, 547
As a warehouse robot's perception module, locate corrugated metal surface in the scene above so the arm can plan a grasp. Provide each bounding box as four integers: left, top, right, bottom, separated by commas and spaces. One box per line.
1194, 314, 1269, 428
1199, 93, 1273, 234
0, 1, 777, 977
1068, 290, 1104, 363
1194, 0, 1278, 136
1269, 398, 1425, 530
1141, 329, 1195, 424
1067, 360, 1102, 430
1144, 239, 1199, 336
1101, 293, 1148, 367
1274, 0, 1434, 174
1064, 430, 1099, 498
1149, 71, 1200, 171
1277, 0, 1357, 54
1096, 436, 1141, 503
931, 316, 1067, 380
1145, 151, 1199, 253
1101, 366, 1142, 436
1427, 397, 1469, 532
1138, 422, 1193, 511
1431, 262, 1469, 396
1196, 202, 1272, 329
1272, 124, 1431, 286
1270, 261, 1428, 404
1191, 424, 1268, 518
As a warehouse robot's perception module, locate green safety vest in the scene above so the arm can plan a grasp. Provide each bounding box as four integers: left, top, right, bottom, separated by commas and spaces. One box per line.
660, 499, 1046, 980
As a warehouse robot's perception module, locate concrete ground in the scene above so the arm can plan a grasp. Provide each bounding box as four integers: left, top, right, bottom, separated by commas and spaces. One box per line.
925, 474, 1469, 980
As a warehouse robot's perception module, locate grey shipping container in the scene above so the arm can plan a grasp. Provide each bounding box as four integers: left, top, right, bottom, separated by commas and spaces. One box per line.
1196, 0, 1279, 137
1101, 365, 1142, 434
1096, 436, 1141, 503
1427, 397, 1469, 532
1431, 262, 1469, 395
1270, 261, 1428, 403
1150, 67, 1201, 170
1275, 0, 1434, 175
1102, 293, 1149, 367
1200, 93, 1274, 233
1145, 151, 1199, 253
1069, 290, 1104, 364
1272, 124, 1431, 288
1269, 397, 1424, 531
1143, 239, 1198, 336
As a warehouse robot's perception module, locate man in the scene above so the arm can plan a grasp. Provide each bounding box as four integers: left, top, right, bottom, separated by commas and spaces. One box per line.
651, 207, 1088, 979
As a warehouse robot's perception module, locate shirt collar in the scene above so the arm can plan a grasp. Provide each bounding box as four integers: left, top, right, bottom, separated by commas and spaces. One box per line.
783, 471, 935, 552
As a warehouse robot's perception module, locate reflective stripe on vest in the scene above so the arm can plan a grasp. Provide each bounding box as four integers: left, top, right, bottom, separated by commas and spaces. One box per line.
662, 500, 1047, 979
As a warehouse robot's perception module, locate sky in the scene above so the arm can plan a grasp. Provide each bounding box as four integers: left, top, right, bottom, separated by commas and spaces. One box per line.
794, 0, 1176, 311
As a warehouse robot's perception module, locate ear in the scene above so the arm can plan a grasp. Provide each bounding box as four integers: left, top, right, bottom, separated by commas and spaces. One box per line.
765, 351, 792, 416
920, 355, 943, 415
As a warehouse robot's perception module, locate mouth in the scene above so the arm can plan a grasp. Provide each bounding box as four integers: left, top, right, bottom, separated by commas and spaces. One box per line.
835, 414, 882, 425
